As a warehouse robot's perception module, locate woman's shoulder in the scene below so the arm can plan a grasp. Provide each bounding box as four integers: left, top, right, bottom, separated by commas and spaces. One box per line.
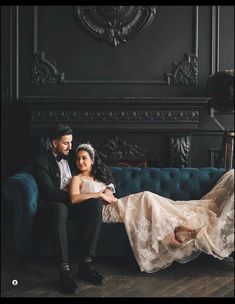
71, 174, 83, 183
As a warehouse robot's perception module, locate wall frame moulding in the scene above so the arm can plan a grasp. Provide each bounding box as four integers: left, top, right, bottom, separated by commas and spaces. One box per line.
31, 5, 199, 87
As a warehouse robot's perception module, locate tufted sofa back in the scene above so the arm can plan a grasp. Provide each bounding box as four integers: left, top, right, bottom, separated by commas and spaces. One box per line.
111, 167, 226, 200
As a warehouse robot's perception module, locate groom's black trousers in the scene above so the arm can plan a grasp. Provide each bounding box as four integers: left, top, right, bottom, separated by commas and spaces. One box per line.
34, 199, 103, 264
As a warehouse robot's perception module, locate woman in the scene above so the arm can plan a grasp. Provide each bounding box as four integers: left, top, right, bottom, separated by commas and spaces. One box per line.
69, 143, 234, 273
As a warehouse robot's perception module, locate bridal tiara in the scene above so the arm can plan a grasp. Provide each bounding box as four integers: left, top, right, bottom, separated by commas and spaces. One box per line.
76, 143, 95, 159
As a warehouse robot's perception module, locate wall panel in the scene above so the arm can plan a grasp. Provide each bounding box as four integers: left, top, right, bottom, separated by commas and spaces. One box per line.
1, 5, 234, 178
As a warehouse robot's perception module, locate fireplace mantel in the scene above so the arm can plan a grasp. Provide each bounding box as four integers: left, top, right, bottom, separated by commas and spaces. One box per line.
21, 97, 208, 168
29, 97, 208, 132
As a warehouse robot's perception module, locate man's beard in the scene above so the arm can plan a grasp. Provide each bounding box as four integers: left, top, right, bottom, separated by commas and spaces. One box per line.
58, 152, 69, 160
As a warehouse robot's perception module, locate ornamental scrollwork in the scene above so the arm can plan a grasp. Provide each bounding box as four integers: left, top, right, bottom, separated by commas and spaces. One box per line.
31, 110, 199, 122
32, 6, 198, 86
169, 135, 191, 167
166, 54, 198, 86
76, 6, 157, 47
96, 136, 156, 161
32, 52, 64, 84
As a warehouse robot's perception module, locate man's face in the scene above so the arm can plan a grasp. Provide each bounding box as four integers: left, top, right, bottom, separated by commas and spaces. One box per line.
52, 134, 73, 156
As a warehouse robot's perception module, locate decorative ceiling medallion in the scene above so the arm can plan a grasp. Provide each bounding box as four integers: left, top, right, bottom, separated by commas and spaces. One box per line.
76, 6, 157, 47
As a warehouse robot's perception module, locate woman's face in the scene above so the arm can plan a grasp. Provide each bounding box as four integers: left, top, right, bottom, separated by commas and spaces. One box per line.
76, 149, 94, 173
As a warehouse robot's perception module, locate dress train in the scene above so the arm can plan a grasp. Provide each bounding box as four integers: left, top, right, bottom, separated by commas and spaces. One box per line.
102, 169, 234, 273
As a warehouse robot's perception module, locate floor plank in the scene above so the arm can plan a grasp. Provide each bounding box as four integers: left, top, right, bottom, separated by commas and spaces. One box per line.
1, 249, 234, 298
207, 279, 234, 297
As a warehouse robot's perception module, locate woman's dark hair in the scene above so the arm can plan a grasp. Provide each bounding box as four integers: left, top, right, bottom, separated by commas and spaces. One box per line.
76, 146, 113, 185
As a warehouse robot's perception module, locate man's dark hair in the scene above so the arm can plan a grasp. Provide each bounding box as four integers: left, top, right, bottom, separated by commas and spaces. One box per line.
49, 124, 73, 140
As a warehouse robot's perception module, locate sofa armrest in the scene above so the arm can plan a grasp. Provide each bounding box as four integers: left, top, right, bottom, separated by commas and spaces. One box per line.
3, 172, 38, 256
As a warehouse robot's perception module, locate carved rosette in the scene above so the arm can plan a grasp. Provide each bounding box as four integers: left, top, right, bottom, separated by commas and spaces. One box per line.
32, 52, 64, 84
76, 6, 157, 46
167, 54, 198, 86
31, 110, 199, 122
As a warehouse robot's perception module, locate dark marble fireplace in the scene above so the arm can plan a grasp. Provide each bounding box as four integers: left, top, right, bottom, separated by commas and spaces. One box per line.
29, 97, 208, 168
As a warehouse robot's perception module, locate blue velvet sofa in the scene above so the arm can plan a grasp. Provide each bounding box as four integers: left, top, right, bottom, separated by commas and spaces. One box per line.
3, 167, 227, 260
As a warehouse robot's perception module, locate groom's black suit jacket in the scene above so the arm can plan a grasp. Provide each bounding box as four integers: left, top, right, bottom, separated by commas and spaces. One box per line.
33, 150, 77, 205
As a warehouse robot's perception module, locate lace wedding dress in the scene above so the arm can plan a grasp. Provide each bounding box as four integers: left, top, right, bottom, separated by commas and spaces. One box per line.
80, 170, 234, 273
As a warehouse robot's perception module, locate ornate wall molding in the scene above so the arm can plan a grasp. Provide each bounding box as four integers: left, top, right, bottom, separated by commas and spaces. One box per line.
32, 52, 64, 85
166, 54, 198, 86
96, 136, 156, 161
37, 135, 158, 166
76, 6, 157, 47
211, 6, 220, 75
31, 109, 200, 123
31, 6, 199, 86
169, 134, 191, 167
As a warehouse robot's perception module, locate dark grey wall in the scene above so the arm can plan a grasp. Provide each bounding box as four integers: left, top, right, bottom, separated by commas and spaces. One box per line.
1, 5, 234, 179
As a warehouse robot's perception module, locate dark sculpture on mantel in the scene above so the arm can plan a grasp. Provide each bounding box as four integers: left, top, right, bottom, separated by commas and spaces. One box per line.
95, 136, 158, 167
169, 135, 191, 168
76, 6, 157, 47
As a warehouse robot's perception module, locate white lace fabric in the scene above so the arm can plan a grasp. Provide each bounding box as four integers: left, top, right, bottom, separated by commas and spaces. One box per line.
80, 178, 107, 194
81, 170, 234, 273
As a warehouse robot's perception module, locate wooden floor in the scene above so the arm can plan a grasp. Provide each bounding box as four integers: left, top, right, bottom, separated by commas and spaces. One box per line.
1, 246, 234, 298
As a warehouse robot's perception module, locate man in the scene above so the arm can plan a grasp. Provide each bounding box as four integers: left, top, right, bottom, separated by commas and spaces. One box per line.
33, 123, 105, 294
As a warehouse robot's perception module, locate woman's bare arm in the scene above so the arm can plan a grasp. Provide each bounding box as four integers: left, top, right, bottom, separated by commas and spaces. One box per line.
69, 176, 102, 204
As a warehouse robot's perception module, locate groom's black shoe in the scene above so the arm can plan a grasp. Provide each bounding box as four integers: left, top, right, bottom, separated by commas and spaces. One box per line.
59, 270, 80, 294
78, 263, 106, 285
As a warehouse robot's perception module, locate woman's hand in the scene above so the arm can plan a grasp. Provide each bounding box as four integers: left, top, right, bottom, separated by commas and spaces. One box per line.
99, 189, 118, 204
